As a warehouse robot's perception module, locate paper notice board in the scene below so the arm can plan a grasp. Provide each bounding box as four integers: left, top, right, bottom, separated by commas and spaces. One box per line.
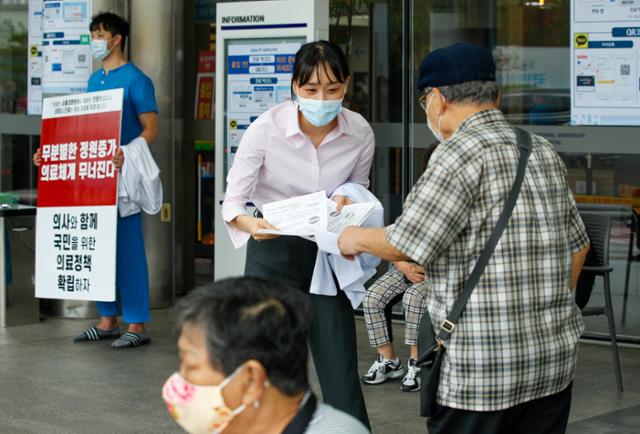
41, 0, 93, 95
571, 1, 640, 125
224, 38, 303, 179
28, 0, 44, 115
35, 89, 122, 302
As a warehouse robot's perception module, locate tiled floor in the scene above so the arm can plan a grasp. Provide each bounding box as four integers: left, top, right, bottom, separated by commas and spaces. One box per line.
0, 310, 639, 434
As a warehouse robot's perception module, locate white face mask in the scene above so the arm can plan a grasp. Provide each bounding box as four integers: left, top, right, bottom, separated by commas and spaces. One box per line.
90, 38, 113, 61
426, 93, 445, 142
296, 94, 344, 127
162, 368, 248, 434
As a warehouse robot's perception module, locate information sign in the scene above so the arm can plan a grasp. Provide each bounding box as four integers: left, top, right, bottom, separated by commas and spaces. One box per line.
571, 0, 640, 125
28, 0, 44, 115
224, 39, 302, 174
41, 0, 93, 95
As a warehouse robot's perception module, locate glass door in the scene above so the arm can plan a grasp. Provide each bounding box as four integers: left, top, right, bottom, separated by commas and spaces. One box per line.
328, 0, 640, 342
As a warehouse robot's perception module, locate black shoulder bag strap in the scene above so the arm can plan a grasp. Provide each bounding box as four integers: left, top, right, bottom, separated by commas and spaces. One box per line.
434, 127, 533, 344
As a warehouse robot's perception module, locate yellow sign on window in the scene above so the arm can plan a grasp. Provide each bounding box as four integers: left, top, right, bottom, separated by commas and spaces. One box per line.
574, 33, 589, 49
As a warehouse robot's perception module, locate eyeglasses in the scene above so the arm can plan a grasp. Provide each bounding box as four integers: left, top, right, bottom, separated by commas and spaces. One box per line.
418, 94, 427, 111
418, 89, 433, 111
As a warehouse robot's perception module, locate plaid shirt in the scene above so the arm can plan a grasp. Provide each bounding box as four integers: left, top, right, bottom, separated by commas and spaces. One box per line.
387, 109, 589, 411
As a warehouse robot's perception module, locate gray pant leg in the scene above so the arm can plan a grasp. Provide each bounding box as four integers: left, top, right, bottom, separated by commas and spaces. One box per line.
362, 268, 409, 347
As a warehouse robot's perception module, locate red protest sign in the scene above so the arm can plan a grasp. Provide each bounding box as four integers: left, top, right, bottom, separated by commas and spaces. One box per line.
38, 110, 120, 207
36, 89, 123, 302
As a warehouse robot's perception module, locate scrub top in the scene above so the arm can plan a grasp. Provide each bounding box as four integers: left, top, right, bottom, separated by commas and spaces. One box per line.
87, 62, 158, 145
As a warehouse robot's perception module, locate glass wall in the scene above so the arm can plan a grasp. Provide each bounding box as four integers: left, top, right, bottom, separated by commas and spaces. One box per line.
330, 0, 640, 341
330, 0, 406, 224
182, 1, 217, 291
0, 0, 38, 200
1, 0, 638, 338
0, 134, 38, 199
0, 0, 28, 115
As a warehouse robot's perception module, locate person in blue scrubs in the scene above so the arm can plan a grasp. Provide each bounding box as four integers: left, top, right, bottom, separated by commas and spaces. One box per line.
34, 12, 158, 348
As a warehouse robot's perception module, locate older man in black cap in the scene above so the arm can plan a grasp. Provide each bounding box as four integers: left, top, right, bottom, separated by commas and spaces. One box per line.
338, 42, 590, 434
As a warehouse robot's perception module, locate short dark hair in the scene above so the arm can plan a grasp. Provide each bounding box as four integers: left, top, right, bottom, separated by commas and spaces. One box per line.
175, 277, 310, 396
291, 40, 350, 99
90, 12, 130, 52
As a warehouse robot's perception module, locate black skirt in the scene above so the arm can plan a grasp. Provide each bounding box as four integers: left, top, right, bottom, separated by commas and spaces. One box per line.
244, 235, 318, 291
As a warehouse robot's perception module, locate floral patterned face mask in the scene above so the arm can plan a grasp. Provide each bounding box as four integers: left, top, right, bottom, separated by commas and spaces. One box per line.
162, 367, 246, 434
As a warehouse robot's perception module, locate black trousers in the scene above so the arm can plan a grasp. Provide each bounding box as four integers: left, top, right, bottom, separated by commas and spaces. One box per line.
427, 383, 573, 434
245, 236, 371, 430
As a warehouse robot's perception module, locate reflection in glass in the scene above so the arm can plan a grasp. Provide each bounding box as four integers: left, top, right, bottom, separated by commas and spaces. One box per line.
0, 1, 28, 114
0, 134, 38, 203
331, 0, 405, 226
329, 0, 640, 338
561, 153, 640, 198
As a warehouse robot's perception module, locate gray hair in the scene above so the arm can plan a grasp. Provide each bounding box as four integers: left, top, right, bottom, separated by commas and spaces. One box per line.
174, 277, 311, 396
431, 80, 499, 105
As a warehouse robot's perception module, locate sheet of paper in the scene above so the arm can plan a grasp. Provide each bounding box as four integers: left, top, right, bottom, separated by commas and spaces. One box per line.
330, 252, 368, 287
326, 199, 376, 233
313, 228, 341, 255
258, 191, 327, 236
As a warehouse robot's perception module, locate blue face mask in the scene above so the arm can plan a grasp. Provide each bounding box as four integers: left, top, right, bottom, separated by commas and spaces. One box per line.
90, 39, 112, 61
296, 95, 344, 127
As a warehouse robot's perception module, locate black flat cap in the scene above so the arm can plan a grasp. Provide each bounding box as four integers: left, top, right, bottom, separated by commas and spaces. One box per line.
417, 42, 496, 91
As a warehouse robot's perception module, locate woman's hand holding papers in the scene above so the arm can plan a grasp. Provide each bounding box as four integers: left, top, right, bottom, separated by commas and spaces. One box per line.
232, 215, 280, 241
332, 195, 353, 211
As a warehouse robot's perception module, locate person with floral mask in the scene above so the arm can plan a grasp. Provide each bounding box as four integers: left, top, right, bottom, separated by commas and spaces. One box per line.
33, 12, 159, 349
163, 277, 369, 434
222, 41, 374, 429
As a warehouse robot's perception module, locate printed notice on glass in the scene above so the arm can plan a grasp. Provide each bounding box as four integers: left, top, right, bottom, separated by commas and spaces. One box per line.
28, 0, 44, 114
571, 0, 640, 125
224, 39, 303, 180
42, 0, 93, 95
35, 89, 122, 302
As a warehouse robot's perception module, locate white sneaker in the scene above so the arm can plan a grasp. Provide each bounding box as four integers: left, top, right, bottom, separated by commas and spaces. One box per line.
361, 355, 405, 385
400, 358, 421, 392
